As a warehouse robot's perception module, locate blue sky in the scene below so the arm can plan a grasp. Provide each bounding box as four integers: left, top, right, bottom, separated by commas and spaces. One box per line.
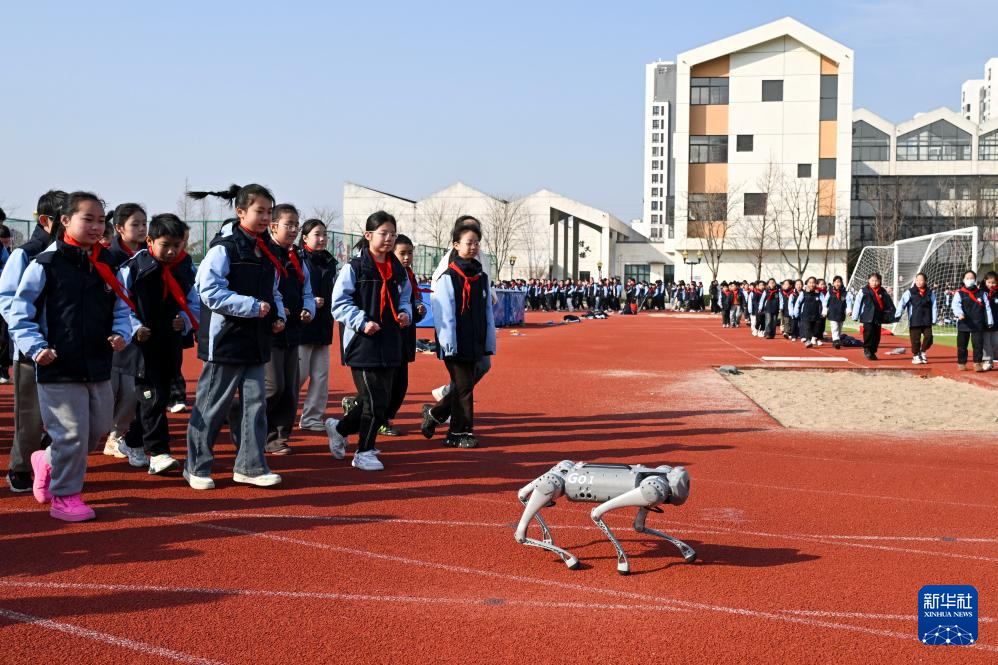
1, 0, 996, 224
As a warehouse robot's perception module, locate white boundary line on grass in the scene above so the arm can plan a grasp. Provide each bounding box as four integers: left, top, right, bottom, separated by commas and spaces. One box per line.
105, 508, 998, 654
0, 607, 222, 664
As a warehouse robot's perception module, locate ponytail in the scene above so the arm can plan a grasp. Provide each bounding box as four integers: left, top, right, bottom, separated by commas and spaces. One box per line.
188, 183, 274, 210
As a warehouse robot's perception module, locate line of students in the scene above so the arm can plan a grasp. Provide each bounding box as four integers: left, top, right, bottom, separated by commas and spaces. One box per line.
525, 278, 670, 312
1, 184, 497, 522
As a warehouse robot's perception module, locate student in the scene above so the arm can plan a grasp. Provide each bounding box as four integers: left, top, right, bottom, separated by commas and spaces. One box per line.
719, 282, 732, 327
325, 211, 412, 470
8, 192, 139, 521
814, 278, 828, 345
750, 281, 766, 337
184, 184, 286, 489
893, 272, 937, 364
168, 225, 195, 414
0, 190, 65, 493
297, 219, 338, 431
423, 218, 496, 448
263, 204, 316, 455
851, 272, 895, 361
825, 275, 851, 350
761, 278, 781, 339
789, 279, 804, 340
952, 270, 994, 372
381, 234, 426, 435
793, 277, 823, 348
982, 271, 998, 371
104, 204, 149, 463
117, 214, 198, 474
779, 279, 795, 339
729, 282, 742, 327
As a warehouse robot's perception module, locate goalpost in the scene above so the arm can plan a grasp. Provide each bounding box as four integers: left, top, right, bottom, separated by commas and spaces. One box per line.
848, 227, 980, 335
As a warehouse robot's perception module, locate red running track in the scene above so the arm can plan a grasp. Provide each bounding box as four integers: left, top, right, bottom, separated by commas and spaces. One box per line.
1, 310, 996, 664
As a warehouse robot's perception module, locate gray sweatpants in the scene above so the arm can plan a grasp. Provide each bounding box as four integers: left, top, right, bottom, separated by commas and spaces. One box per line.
110, 370, 138, 437
830, 320, 845, 341
186, 361, 270, 478
983, 330, 998, 363
36, 381, 113, 497
297, 343, 330, 429
9, 358, 48, 475
265, 345, 300, 446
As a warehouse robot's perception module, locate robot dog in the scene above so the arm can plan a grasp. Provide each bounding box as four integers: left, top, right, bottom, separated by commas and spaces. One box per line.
514, 461, 695, 574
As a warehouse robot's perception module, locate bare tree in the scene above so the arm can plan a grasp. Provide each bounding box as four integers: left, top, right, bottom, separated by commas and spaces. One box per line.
416, 198, 455, 248
176, 177, 195, 221
741, 160, 780, 281
684, 186, 741, 282
976, 181, 998, 272
519, 224, 548, 279
482, 195, 529, 277
856, 175, 920, 247
775, 176, 820, 279
309, 205, 341, 228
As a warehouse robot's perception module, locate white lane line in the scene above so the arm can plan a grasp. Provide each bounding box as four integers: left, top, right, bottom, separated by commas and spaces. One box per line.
0, 607, 223, 664
113, 509, 998, 653
760, 356, 849, 362
779, 608, 996, 623
0, 579, 688, 614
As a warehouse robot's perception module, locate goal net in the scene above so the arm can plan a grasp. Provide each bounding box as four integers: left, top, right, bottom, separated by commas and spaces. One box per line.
849, 227, 980, 335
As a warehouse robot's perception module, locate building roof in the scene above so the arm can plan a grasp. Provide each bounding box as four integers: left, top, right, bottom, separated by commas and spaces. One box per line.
678, 16, 852, 67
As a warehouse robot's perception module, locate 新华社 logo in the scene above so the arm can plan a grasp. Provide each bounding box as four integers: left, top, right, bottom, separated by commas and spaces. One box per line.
918, 585, 977, 646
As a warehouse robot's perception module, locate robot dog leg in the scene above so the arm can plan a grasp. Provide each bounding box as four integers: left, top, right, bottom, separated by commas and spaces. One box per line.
590, 476, 676, 575
634, 508, 697, 564
514, 462, 580, 569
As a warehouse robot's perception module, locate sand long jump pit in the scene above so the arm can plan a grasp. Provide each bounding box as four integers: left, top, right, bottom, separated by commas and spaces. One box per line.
725, 369, 998, 432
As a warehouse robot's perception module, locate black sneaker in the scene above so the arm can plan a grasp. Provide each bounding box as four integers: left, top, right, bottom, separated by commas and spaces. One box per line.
7, 471, 31, 493
265, 441, 292, 455
420, 404, 437, 439
457, 434, 479, 449
863, 351, 873, 360
869, 353, 878, 361
442, 434, 461, 448
379, 422, 402, 436
833, 341, 841, 349
341, 396, 357, 415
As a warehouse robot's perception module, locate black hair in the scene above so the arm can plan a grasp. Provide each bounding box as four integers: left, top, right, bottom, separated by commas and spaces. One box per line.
272, 203, 300, 223
985, 271, 998, 282
148, 213, 188, 240
300, 218, 326, 239
188, 183, 275, 210
451, 220, 482, 243
395, 233, 414, 248
62, 191, 104, 219
454, 214, 481, 229
964, 269, 978, 279
0, 207, 5, 223
868, 272, 882, 280
0, 225, 10, 239
832, 275, 844, 284
353, 210, 397, 252
108, 203, 147, 231
37, 190, 68, 222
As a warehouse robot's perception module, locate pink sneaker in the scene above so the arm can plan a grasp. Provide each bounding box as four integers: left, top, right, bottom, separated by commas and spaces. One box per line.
50, 494, 96, 522
30, 450, 52, 504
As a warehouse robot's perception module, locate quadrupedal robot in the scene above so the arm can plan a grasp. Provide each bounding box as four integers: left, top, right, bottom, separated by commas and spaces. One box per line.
514, 461, 695, 574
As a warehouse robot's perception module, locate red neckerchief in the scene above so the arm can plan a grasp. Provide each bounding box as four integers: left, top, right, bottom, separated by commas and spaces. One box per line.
732, 290, 740, 304
117, 236, 135, 257
764, 289, 777, 302
405, 266, 418, 301
960, 286, 983, 307
817, 287, 827, 294
449, 261, 481, 315
832, 287, 843, 300
916, 286, 927, 298
62, 235, 136, 312
161, 251, 199, 331
989, 285, 998, 300
371, 251, 399, 323
286, 247, 305, 285
240, 225, 287, 278
869, 286, 884, 310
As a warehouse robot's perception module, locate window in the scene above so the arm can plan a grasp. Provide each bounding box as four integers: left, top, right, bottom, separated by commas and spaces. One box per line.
852, 120, 890, 161
652, 120, 661, 129
820, 75, 838, 121
798, 163, 812, 178
653, 106, 661, 116
897, 120, 972, 160
651, 187, 660, 197
736, 135, 754, 152
650, 227, 662, 239
688, 194, 728, 221
981, 130, 998, 160
817, 216, 835, 236
743, 193, 767, 216
690, 77, 728, 105
651, 214, 660, 223
689, 135, 728, 163
651, 201, 659, 211
651, 174, 660, 183
762, 80, 783, 102
818, 158, 836, 179
652, 147, 661, 156
624, 264, 651, 283
652, 160, 660, 170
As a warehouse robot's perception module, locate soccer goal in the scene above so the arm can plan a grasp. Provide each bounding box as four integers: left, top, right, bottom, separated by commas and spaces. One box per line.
848, 227, 980, 335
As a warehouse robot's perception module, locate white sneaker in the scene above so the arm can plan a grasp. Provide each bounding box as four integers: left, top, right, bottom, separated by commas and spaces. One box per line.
431, 384, 451, 403
148, 454, 180, 475
816, 340, 823, 346
118, 440, 149, 468
920, 353, 927, 363
183, 469, 215, 490
351, 450, 384, 471
168, 403, 187, 414
233, 471, 282, 487
103, 434, 126, 458
911, 356, 922, 365
804, 341, 813, 348
325, 418, 347, 460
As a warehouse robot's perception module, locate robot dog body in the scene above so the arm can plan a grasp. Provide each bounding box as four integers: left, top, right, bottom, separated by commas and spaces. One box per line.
515, 461, 695, 574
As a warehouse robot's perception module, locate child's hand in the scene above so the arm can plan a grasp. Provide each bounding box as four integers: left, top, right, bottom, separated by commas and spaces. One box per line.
301, 310, 313, 323
272, 319, 286, 333
172, 315, 185, 332
363, 321, 381, 335
258, 301, 271, 318
398, 312, 411, 328
135, 326, 152, 342
108, 334, 126, 352
416, 303, 426, 317
314, 297, 325, 309
960, 315, 966, 320
35, 348, 57, 366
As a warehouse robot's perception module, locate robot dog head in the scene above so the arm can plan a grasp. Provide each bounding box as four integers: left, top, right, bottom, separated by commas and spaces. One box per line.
665, 466, 690, 505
